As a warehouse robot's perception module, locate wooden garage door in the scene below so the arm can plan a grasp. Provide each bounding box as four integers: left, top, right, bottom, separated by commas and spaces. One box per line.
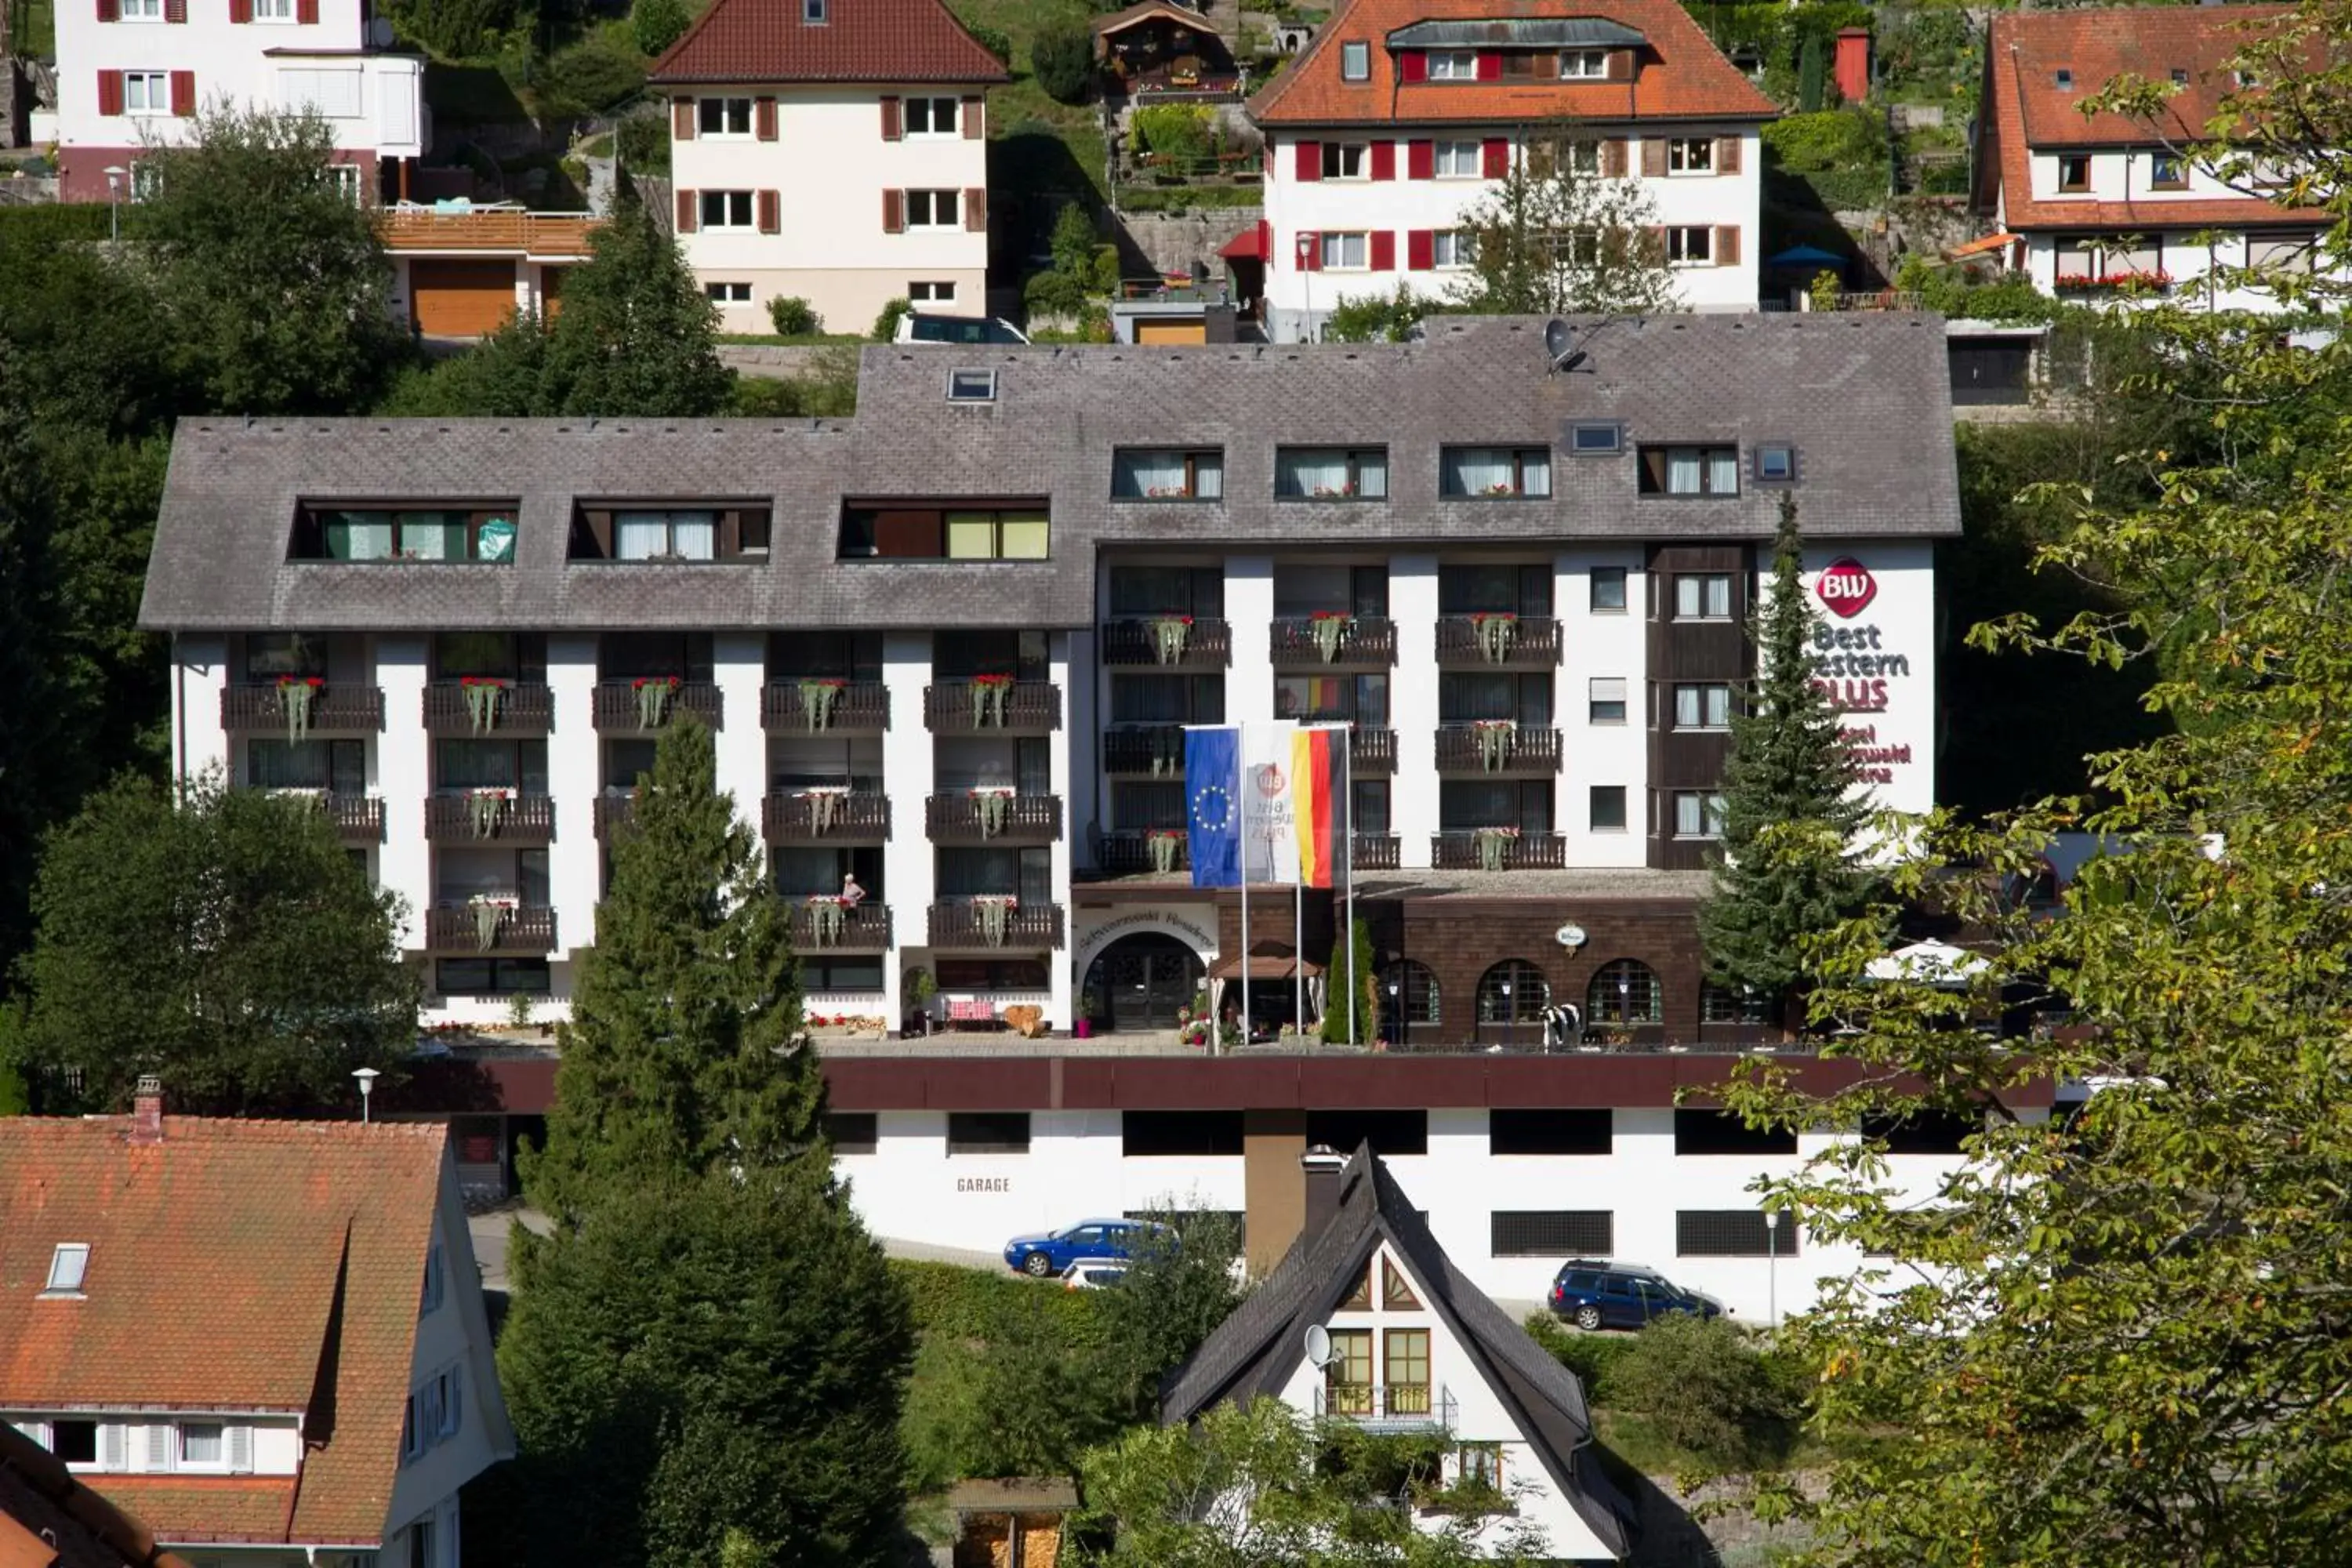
411, 260, 517, 337
1135, 318, 1207, 344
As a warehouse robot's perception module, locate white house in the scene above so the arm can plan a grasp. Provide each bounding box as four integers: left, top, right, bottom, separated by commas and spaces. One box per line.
1162, 1145, 1637, 1562
1971, 4, 2343, 310
53, 0, 423, 205
1247, 0, 1773, 340
0, 1085, 514, 1568
648, 0, 1008, 333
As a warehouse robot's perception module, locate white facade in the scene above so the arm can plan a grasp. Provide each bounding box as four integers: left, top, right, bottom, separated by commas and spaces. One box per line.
667, 84, 992, 334
53, 0, 423, 204
1261, 129, 1763, 339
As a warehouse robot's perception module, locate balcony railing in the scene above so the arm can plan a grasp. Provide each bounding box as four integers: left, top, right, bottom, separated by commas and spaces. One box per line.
927, 901, 1066, 950
761, 680, 890, 735
1313, 1383, 1456, 1432
421, 681, 554, 737
1433, 725, 1563, 777
592, 796, 636, 841
590, 680, 724, 732
423, 904, 559, 954
924, 681, 1062, 734
1103, 724, 1187, 779
926, 793, 1062, 844
221, 683, 383, 733
1101, 617, 1232, 669
764, 790, 891, 843
1431, 830, 1568, 871
281, 791, 383, 845
1098, 829, 1190, 875
791, 901, 893, 952
1268, 615, 1398, 668
1433, 615, 1563, 668
1352, 833, 1400, 870
1345, 727, 1396, 775
423, 793, 556, 845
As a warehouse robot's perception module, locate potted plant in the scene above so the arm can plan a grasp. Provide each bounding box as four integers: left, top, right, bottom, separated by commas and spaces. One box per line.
469, 786, 514, 838
800, 677, 846, 731
805, 894, 847, 948
1468, 611, 1518, 664
633, 674, 682, 729
467, 893, 517, 950
1152, 613, 1195, 665
971, 786, 1014, 839
1471, 824, 1521, 872
972, 893, 1018, 947
278, 673, 324, 744
1471, 718, 1517, 772
1147, 826, 1185, 873
1308, 609, 1352, 662
970, 673, 1015, 728
460, 674, 510, 734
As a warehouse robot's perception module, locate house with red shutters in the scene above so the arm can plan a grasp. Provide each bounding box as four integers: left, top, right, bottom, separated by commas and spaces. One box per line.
53, 0, 423, 205
1246, 0, 1773, 339
648, 0, 1010, 333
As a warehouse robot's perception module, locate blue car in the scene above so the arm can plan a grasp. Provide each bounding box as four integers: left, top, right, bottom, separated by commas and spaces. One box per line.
1548, 1260, 1726, 1330
1003, 1218, 1171, 1278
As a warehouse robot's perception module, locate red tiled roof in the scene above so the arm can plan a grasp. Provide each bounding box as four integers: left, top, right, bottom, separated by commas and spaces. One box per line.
0, 1117, 452, 1548
650, 0, 1009, 84
1250, 0, 1772, 126
0, 1427, 194, 1568
64, 1481, 297, 1549
1980, 5, 2321, 231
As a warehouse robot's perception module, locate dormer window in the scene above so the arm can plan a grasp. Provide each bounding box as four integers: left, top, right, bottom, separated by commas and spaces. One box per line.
567, 504, 771, 561
44, 1243, 89, 1295
2150, 153, 2187, 191
1341, 40, 1370, 81
2058, 154, 2091, 193
1426, 49, 1476, 79
1559, 49, 1608, 78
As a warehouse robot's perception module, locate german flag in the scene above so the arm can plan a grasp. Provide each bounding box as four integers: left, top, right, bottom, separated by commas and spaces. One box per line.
1290, 726, 1348, 890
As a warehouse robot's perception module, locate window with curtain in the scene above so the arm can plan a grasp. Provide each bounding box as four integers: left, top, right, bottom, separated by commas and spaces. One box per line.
1110, 567, 1225, 619
1112, 450, 1222, 500
248, 739, 363, 792
600, 633, 713, 681
937, 631, 1047, 681
435, 740, 548, 793
938, 848, 1021, 897
314, 509, 500, 561
434, 633, 525, 681
1111, 674, 1221, 724
1438, 564, 1551, 615
1275, 673, 1384, 724
244, 633, 328, 680
1352, 779, 1390, 832
1112, 781, 1186, 829
933, 738, 1022, 792
615, 511, 717, 561
1439, 673, 1548, 725
1643, 446, 1740, 496
1275, 448, 1386, 499
1441, 447, 1551, 498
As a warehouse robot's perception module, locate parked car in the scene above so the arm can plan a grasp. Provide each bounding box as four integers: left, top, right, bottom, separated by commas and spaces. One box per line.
1548, 1260, 1726, 1330
1060, 1258, 1130, 1290
1002, 1218, 1171, 1278
895, 312, 1030, 346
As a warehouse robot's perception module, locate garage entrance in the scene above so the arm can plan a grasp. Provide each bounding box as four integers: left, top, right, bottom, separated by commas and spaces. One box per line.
410, 260, 517, 337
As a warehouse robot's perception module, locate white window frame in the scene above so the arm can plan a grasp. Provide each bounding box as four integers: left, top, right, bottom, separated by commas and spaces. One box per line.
703, 281, 752, 303
1431, 229, 1474, 270
904, 96, 959, 137
436, 1367, 463, 1439
1665, 225, 1712, 266
1674, 683, 1733, 731
253, 0, 296, 18
1666, 137, 1714, 175
119, 0, 162, 17
325, 164, 359, 205
178, 1421, 228, 1473
123, 71, 171, 117
1674, 574, 1733, 620
908, 281, 956, 302
1319, 230, 1369, 270
1674, 791, 1727, 840
946, 368, 997, 402
45, 1242, 91, 1294
1427, 50, 1478, 80
1588, 677, 1627, 725
420, 1243, 446, 1316
697, 96, 753, 138
1559, 49, 1608, 78
1320, 142, 1367, 180
905, 188, 960, 229
1432, 140, 1482, 178
1340, 40, 1370, 81
698, 190, 755, 230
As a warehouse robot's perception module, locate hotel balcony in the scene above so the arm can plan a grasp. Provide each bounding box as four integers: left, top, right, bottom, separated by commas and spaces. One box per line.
764, 790, 891, 844
791, 901, 893, 952
925, 793, 1062, 846
1100, 617, 1232, 669
1432, 725, 1564, 778
1098, 829, 1190, 876
1433, 616, 1563, 669
924, 681, 1062, 735
591, 796, 635, 841
1430, 831, 1568, 871
1352, 833, 1400, 870
590, 681, 724, 733
423, 904, 559, 955
221, 682, 383, 733
423, 793, 557, 846
1268, 615, 1398, 670
1103, 724, 1186, 779
761, 680, 890, 736
421, 681, 554, 737
1345, 726, 1396, 775
927, 900, 1066, 950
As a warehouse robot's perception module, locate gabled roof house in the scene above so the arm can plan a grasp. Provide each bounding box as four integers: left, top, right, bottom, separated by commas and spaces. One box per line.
1164, 1144, 1636, 1562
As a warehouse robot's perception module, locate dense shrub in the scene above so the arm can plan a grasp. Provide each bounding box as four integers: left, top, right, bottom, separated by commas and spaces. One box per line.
1606, 1315, 1798, 1468
0, 205, 111, 245
1032, 17, 1096, 104
615, 110, 670, 175
1132, 103, 1214, 165
966, 21, 1012, 64
532, 38, 646, 120
766, 295, 821, 336
385, 0, 523, 60
887, 1258, 1112, 1350
1521, 1312, 1634, 1403
870, 296, 911, 342
1762, 109, 1886, 173
632, 0, 691, 58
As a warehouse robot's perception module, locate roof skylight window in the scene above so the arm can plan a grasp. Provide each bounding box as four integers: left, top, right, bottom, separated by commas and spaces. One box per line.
44, 1243, 89, 1295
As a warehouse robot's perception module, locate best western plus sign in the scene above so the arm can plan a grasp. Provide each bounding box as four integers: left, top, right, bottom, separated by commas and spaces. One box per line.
1809, 557, 1911, 713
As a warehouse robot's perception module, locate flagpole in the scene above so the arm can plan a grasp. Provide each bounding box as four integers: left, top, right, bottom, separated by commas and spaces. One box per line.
1294, 878, 1305, 1040
1238, 750, 1250, 1054
1344, 728, 1356, 1047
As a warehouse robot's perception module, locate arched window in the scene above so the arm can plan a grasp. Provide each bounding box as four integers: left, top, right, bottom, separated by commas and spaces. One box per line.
1476, 960, 1550, 1025
1380, 961, 1442, 1025
1588, 960, 1662, 1025
1701, 984, 1769, 1025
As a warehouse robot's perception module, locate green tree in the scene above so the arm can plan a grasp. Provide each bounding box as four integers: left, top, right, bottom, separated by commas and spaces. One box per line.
632, 0, 691, 57
383, 0, 522, 58
1323, 283, 1432, 344
538, 201, 734, 416
499, 1171, 916, 1568
902, 1297, 1123, 1486
1606, 1315, 1798, 1471
1450, 125, 1679, 316
1320, 916, 1377, 1043
1696, 495, 1872, 1030
522, 715, 820, 1227
137, 106, 411, 416
17, 773, 418, 1113
1032, 16, 1094, 104
1098, 1206, 1246, 1409
376, 310, 556, 416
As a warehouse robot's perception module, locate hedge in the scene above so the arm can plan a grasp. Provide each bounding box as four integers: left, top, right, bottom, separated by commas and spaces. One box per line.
1522, 1311, 1635, 1405
0, 205, 114, 246
889, 1258, 1113, 1351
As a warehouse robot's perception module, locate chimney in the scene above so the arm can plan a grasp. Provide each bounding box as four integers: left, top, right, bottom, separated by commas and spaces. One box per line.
1301, 1145, 1346, 1240
129, 1075, 164, 1146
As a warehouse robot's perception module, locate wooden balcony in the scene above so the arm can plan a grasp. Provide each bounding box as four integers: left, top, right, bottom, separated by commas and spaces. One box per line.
764, 790, 891, 843
761, 681, 890, 735
1347, 727, 1396, 776
1431, 831, 1569, 871
925, 793, 1062, 845
422, 681, 554, 737
1268, 616, 1398, 669
423, 905, 559, 954
592, 796, 635, 841
924, 681, 1062, 734
1103, 725, 1187, 779
791, 901, 893, 952
377, 208, 600, 259
1433, 615, 1563, 669
1433, 725, 1564, 777
1100, 617, 1232, 669
1352, 833, 1400, 870
423, 793, 557, 845
1099, 829, 1190, 875
927, 901, 1066, 950
590, 681, 724, 733
221, 683, 383, 733
281, 791, 383, 846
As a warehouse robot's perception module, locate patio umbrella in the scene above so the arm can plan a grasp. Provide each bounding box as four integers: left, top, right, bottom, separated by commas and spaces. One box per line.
1864, 940, 1989, 989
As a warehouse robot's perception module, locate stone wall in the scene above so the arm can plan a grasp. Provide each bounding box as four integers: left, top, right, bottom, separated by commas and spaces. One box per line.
1112, 205, 1261, 281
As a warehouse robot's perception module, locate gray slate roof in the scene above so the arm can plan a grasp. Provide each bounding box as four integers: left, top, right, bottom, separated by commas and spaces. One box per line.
1160, 1143, 1638, 1559
140, 314, 1960, 633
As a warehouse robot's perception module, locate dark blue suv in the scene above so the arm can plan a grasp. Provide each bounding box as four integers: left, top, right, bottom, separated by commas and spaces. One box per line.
1003, 1218, 1172, 1278
1548, 1260, 1726, 1330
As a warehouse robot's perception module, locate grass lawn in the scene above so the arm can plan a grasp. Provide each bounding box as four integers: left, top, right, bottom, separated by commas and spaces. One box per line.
17, 0, 54, 57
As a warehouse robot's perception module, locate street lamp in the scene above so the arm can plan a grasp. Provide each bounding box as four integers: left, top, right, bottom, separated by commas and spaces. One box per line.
103, 165, 128, 244
353, 1065, 380, 1123
1764, 1208, 1782, 1329
1294, 233, 1316, 342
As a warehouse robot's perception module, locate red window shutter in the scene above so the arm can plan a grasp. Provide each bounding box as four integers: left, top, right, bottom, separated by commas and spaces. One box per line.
880, 96, 902, 141
1370, 230, 1395, 270
1715, 136, 1741, 175
1606, 48, 1633, 82
675, 188, 698, 232
169, 69, 195, 115
227, 0, 250, 20
1398, 49, 1426, 83
757, 190, 780, 234
1641, 137, 1667, 178
1406, 139, 1433, 180
96, 71, 123, 116
1407, 229, 1433, 270
96, 0, 119, 21
1294, 140, 1321, 182
755, 97, 777, 140
1601, 139, 1628, 178
960, 96, 983, 139
1475, 49, 1500, 81
1480, 138, 1508, 179
1369, 141, 1394, 181
1715, 226, 1740, 267
1257, 218, 1271, 269
964, 187, 986, 231
1298, 230, 1319, 271
163, 0, 185, 20
673, 98, 695, 140
296, 0, 317, 20
883, 189, 905, 233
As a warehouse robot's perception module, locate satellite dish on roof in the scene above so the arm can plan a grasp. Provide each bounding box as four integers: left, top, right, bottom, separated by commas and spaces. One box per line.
1303, 1323, 1334, 1369
1544, 317, 1588, 376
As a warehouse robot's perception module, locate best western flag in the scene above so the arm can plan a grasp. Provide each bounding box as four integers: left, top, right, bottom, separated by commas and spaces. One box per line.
1240, 722, 1301, 884
1290, 724, 1348, 890
1184, 726, 1241, 888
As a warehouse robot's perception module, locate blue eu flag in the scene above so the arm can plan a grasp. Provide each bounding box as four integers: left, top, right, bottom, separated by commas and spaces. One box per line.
1185, 726, 1241, 888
